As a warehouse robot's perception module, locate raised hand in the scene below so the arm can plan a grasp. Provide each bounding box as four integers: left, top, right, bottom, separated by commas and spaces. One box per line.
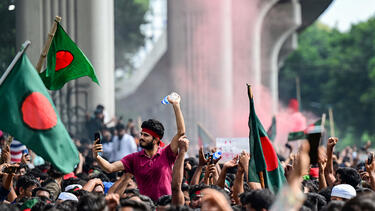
198, 147, 209, 166
224, 155, 239, 169
327, 137, 338, 150
239, 151, 250, 170
366, 153, 375, 175
167, 92, 181, 105
178, 136, 189, 152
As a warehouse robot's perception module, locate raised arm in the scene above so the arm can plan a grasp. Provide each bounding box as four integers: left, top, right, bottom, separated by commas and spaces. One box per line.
190, 147, 208, 185
366, 153, 375, 191
108, 173, 133, 195
92, 139, 124, 173
325, 137, 338, 186
216, 156, 238, 188
168, 93, 186, 154
172, 136, 189, 206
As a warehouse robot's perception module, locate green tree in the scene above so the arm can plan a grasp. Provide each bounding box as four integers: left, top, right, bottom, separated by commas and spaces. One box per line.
115, 0, 149, 70
279, 17, 375, 144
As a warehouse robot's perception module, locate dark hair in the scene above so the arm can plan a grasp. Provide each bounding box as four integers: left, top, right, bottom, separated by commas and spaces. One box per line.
0, 203, 20, 211
243, 189, 275, 211
32, 187, 51, 198
189, 184, 209, 199
124, 188, 140, 196
29, 168, 48, 181
62, 177, 86, 192
141, 119, 164, 139
318, 187, 332, 203
48, 166, 64, 179
116, 123, 126, 131
157, 195, 172, 206
138, 194, 155, 209
55, 200, 78, 211
302, 179, 319, 193
72, 189, 88, 199
16, 175, 40, 195
342, 192, 375, 211
181, 183, 190, 192
166, 205, 193, 211
303, 193, 327, 211
336, 167, 361, 188
321, 200, 345, 211
120, 198, 151, 211
30, 201, 55, 211
77, 193, 106, 211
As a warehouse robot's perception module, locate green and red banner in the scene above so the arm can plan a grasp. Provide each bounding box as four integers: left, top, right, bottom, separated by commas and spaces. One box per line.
197, 123, 214, 147
0, 52, 79, 173
288, 119, 322, 141
40, 23, 99, 90
247, 85, 286, 194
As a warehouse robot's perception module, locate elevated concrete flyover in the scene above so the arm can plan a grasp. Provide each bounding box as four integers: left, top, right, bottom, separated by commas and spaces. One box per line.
115, 0, 334, 147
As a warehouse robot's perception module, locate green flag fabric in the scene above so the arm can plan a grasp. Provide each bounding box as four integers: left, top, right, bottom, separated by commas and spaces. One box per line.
247, 85, 286, 194
0, 53, 79, 173
40, 23, 99, 90
197, 123, 215, 147
266, 116, 277, 142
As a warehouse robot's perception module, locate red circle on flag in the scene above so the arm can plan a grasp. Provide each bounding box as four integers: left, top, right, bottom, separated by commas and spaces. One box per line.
22, 92, 57, 130
55, 51, 73, 71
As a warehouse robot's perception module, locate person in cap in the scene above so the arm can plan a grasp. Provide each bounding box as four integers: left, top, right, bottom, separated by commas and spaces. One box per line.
92, 93, 185, 201
331, 184, 356, 201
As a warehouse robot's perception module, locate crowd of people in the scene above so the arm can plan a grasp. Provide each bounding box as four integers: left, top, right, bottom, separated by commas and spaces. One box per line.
0, 94, 375, 211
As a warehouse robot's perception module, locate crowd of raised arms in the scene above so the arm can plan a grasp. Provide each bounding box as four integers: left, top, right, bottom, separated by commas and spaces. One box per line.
1, 94, 375, 211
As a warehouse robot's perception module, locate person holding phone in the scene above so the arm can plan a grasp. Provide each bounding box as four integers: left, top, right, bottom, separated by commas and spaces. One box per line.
92, 93, 185, 201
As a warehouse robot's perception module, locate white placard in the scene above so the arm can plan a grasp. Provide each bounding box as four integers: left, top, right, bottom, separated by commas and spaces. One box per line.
216, 137, 249, 163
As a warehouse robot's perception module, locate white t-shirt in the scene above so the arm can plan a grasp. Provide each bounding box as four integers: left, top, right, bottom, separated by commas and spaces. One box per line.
110, 134, 137, 162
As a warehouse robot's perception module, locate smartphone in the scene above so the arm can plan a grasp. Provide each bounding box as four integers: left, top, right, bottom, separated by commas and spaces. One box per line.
368, 153, 373, 165
3, 166, 20, 174
94, 132, 101, 144
209, 154, 214, 164
307, 132, 322, 165
22, 149, 29, 155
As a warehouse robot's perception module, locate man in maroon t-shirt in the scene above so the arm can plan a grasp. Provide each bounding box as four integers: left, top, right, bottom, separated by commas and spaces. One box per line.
92, 94, 185, 201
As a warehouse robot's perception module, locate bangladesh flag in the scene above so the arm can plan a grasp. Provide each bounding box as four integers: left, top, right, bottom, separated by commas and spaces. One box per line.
288, 119, 322, 141
266, 116, 276, 142
197, 123, 215, 147
40, 23, 99, 90
0, 52, 79, 173
247, 85, 286, 194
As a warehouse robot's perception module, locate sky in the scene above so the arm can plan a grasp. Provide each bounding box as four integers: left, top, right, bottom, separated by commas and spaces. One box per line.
318, 0, 375, 31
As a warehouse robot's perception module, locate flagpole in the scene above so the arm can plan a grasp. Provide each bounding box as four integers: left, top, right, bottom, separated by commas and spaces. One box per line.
320, 113, 326, 145
35, 16, 62, 73
296, 76, 302, 111
0, 40, 31, 86
259, 171, 265, 188
328, 108, 335, 137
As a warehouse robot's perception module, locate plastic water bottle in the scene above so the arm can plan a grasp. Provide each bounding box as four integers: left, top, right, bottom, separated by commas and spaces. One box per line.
161, 92, 179, 104
213, 151, 222, 160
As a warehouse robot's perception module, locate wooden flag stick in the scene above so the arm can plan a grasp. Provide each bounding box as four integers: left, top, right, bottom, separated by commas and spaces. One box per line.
328, 108, 335, 137
296, 76, 302, 111
35, 16, 62, 73
0, 41, 31, 86
247, 83, 253, 99
321, 113, 326, 133
259, 171, 265, 188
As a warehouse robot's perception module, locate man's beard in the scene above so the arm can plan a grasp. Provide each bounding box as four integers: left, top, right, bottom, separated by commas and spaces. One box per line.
140, 139, 154, 150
